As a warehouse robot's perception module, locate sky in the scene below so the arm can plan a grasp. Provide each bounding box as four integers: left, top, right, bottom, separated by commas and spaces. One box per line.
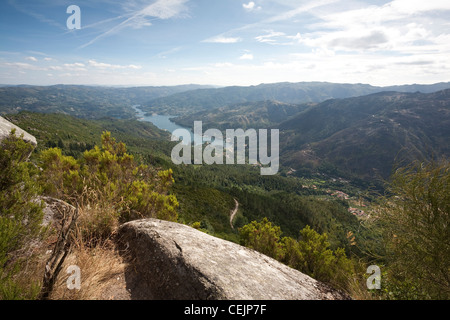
1, 0, 450, 87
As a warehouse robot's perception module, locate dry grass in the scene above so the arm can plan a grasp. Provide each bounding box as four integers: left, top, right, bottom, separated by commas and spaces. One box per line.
345, 275, 378, 300
49, 235, 129, 300
45, 204, 130, 300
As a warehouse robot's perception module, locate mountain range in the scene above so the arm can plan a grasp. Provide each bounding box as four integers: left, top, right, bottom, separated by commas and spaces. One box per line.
279, 89, 450, 180
1, 81, 449, 183
168, 86, 450, 182
141, 81, 450, 115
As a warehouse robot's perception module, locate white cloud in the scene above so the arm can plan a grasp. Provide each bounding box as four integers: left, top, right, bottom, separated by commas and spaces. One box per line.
4, 0, 450, 87
327, 30, 390, 50
255, 31, 286, 43
88, 59, 142, 70
243, 2, 255, 10
203, 36, 242, 44
139, 0, 189, 20
243, 2, 261, 11
61, 63, 87, 71
213, 62, 234, 68
5, 62, 39, 70
239, 53, 254, 60
64, 62, 85, 68
387, 0, 450, 15
128, 64, 142, 69
176, 48, 449, 87
295, 0, 450, 56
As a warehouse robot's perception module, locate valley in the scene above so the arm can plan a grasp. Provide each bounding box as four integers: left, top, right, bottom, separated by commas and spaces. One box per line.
1, 81, 449, 300
2, 0, 449, 304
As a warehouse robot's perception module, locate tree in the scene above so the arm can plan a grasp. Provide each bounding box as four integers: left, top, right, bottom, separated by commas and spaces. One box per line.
378, 160, 450, 299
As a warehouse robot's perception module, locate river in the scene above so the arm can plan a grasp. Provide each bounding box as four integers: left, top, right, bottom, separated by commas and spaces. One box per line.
132, 105, 223, 146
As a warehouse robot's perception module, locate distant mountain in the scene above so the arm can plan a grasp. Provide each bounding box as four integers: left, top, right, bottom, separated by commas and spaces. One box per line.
142, 81, 450, 115
279, 89, 450, 181
0, 84, 212, 119
172, 100, 312, 130
2, 82, 450, 120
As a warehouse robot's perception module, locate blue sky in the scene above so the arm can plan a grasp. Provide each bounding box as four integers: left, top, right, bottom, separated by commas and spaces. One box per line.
1, 0, 450, 86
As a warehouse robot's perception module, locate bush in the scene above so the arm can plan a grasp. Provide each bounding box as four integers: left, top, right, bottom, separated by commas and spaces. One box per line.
284, 226, 353, 290
377, 160, 450, 299
239, 217, 283, 260
0, 130, 45, 299
239, 218, 354, 292
39, 131, 179, 240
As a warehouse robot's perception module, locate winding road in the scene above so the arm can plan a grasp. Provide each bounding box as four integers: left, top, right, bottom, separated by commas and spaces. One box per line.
230, 198, 239, 229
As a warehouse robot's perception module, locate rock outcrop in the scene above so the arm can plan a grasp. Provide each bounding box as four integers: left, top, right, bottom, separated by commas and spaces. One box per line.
117, 218, 351, 300
40, 196, 76, 227
0, 116, 37, 147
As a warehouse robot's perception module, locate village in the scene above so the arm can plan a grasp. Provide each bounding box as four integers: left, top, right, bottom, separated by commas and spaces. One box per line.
298, 176, 369, 219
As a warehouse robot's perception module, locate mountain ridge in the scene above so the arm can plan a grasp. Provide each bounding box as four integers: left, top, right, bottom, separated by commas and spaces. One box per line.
279, 89, 450, 180
141, 81, 450, 115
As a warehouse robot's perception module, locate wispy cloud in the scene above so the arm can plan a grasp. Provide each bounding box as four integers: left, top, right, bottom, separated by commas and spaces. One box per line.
263, 0, 340, 24
204, 0, 339, 46
80, 0, 190, 48
202, 36, 242, 44
156, 47, 182, 59
239, 53, 254, 60
255, 31, 286, 44
7, 0, 66, 30
3, 58, 141, 76
88, 59, 142, 70
5, 62, 43, 71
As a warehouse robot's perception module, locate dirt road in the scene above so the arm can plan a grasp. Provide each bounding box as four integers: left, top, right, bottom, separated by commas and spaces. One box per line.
230, 198, 239, 229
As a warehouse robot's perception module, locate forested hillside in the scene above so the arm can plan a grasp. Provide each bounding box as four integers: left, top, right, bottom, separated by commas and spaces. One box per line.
0, 84, 211, 119
279, 90, 450, 180
172, 100, 311, 130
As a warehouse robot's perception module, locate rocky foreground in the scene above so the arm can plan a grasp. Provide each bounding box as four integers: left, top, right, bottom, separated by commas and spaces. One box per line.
117, 219, 350, 300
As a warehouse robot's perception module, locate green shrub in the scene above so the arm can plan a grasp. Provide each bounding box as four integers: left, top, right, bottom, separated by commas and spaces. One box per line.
289, 226, 353, 290
0, 130, 45, 299
38, 131, 179, 240
240, 218, 354, 292
377, 160, 450, 299
239, 217, 283, 260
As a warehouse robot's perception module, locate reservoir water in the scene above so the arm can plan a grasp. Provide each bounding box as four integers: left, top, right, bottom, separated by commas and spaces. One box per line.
132, 105, 223, 146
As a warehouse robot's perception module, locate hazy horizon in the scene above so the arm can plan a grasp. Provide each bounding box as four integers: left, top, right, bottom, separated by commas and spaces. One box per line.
2, 80, 450, 89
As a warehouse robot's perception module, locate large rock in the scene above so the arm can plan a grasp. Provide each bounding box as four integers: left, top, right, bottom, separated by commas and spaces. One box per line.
0, 116, 37, 146
117, 218, 350, 300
